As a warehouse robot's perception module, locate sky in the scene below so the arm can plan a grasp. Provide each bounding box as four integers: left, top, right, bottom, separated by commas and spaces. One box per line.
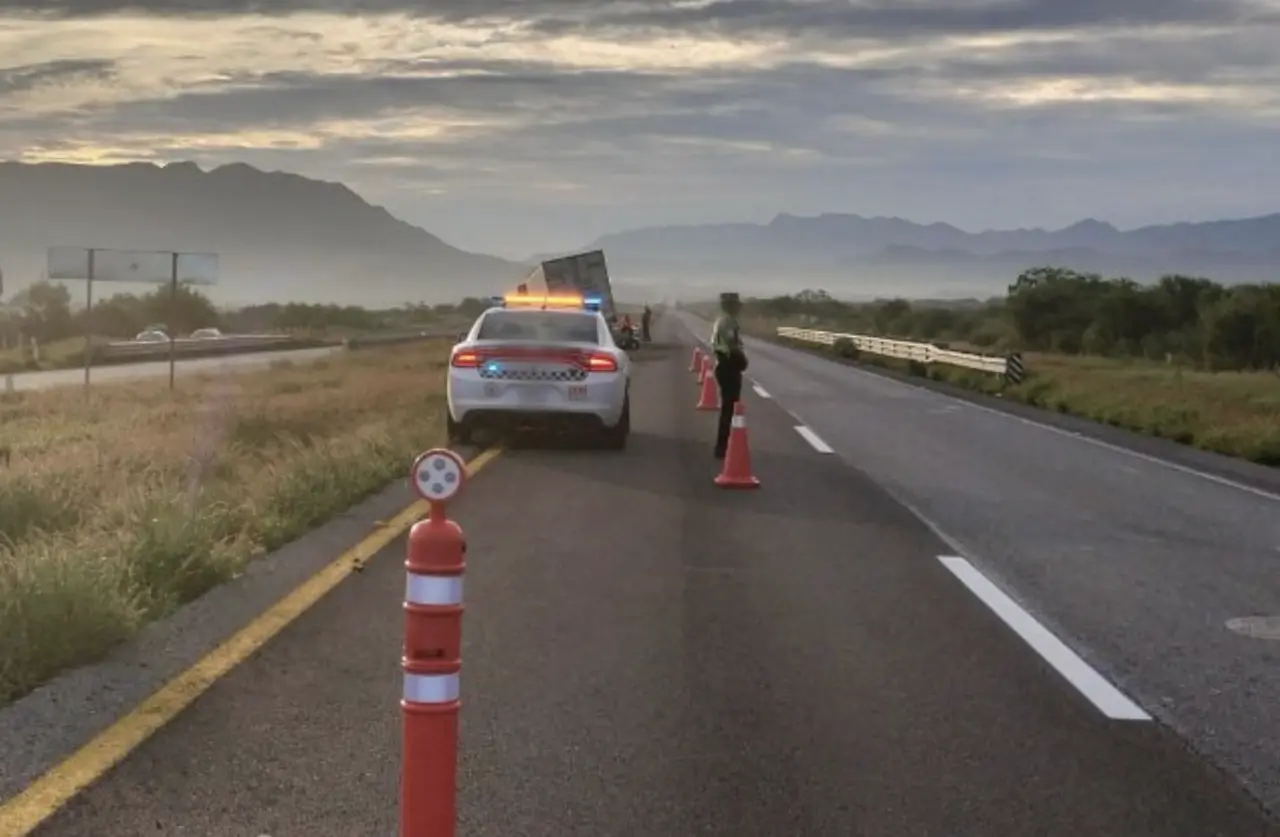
1, 0, 1279, 259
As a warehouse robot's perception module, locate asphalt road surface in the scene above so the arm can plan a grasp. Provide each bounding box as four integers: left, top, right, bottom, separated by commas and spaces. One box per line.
5, 346, 341, 391
27, 319, 1280, 835
675, 310, 1280, 814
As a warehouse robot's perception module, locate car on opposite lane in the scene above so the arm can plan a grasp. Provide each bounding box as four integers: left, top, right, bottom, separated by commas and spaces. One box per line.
446, 293, 631, 449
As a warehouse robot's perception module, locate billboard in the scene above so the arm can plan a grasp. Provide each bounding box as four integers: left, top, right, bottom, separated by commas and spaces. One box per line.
46, 247, 219, 285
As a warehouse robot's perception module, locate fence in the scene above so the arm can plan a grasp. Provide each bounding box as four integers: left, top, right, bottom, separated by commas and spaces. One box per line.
776, 326, 1026, 383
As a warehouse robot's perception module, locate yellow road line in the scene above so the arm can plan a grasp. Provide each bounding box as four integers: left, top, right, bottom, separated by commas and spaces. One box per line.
0, 446, 502, 837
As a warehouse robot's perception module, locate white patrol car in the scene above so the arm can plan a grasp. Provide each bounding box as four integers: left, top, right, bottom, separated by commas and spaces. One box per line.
446, 292, 632, 449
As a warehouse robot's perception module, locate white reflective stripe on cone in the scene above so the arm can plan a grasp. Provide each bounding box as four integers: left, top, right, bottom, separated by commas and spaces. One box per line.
403, 672, 461, 704
405, 573, 464, 606
731, 415, 746, 429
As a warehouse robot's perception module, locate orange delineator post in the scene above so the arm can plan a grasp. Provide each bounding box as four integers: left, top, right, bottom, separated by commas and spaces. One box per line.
715, 401, 761, 488
689, 346, 703, 373
401, 500, 466, 837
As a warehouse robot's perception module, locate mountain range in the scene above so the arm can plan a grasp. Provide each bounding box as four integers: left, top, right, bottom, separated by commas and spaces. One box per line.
536, 213, 1280, 299
1, 160, 1275, 306
0, 161, 528, 306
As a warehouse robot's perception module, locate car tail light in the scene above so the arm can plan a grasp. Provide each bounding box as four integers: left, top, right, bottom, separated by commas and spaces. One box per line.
451, 349, 481, 368
584, 352, 618, 373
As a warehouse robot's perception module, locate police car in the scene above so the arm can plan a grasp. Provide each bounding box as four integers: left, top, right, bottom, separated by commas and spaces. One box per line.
446, 292, 631, 449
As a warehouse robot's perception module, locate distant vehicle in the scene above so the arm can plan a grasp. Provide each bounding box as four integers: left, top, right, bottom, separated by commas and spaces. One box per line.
133, 329, 169, 343
190, 327, 223, 339
446, 291, 630, 449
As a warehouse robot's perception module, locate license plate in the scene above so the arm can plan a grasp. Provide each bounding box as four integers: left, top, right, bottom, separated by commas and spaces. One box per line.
568, 385, 587, 401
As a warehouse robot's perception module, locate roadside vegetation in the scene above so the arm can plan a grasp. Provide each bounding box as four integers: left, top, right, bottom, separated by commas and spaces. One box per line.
0, 280, 489, 373
0, 340, 450, 705
710, 267, 1280, 466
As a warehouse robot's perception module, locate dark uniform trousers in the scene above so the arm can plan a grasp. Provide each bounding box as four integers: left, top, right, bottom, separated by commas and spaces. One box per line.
713, 354, 744, 455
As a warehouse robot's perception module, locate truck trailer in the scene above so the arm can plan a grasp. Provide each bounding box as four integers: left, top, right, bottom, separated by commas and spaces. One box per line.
519, 250, 617, 322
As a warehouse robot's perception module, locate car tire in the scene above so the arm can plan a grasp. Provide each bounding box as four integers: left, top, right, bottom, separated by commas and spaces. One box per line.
603, 394, 630, 450
446, 411, 471, 446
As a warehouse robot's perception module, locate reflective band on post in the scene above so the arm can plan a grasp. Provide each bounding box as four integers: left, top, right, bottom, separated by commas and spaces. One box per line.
406, 573, 464, 606
403, 672, 461, 704
731, 415, 746, 429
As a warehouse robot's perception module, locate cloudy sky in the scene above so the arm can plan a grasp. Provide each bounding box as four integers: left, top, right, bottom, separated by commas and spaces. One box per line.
1, 0, 1278, 258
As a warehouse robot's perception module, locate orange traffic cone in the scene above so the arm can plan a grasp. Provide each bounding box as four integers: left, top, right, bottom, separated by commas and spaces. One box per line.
715, 401, 760, 489
695, 361, 719, 410
689, 346, 702, 373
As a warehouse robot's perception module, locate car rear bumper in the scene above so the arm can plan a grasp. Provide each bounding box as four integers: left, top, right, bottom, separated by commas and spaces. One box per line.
448, 375, 626, 428
456, 409, 614, 433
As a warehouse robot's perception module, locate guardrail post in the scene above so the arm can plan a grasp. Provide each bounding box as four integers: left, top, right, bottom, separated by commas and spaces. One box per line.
401, 449, 469, 837
1004, 352, 1025, 384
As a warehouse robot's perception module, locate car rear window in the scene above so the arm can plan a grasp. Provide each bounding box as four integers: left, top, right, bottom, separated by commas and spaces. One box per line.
476, 311, 600, 344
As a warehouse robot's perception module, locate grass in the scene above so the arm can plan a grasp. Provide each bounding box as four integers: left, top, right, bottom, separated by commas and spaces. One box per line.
0, 337, 92, 374
0, 340, 452, 705
742, 315, 1280, 467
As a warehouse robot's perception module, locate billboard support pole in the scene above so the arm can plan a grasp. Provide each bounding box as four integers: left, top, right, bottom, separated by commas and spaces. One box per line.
84, 249, 96, 390
169, 252, 178, 391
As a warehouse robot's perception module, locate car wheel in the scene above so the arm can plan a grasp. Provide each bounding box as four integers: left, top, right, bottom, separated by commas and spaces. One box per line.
446, 411, 471, 446
603, 394, 630, 450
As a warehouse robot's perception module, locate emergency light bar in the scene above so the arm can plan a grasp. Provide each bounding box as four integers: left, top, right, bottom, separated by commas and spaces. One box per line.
495, 291, 600, 311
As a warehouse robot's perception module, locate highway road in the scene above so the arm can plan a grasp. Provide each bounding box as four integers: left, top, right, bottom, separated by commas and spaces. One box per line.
18, 316, 1280, 835
5, 346, 341, 391
676, 310, 1280, 814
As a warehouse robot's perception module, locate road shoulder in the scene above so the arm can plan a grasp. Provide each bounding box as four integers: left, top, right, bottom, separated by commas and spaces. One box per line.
0, 446, 479, 809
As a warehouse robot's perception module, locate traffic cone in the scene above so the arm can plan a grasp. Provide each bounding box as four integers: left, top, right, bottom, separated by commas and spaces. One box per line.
689, 346, 702, 373
695, 362, 719, 410
715, 401, 760, 489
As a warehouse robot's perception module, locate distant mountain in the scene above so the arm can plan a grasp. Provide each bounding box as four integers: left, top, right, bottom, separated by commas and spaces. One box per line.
532, 212, 1280, 298
0, 161, 528, 306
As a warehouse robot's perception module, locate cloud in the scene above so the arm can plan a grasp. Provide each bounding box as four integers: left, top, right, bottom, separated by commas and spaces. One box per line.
1, 1, 1279, 257
0, 58, 115, 96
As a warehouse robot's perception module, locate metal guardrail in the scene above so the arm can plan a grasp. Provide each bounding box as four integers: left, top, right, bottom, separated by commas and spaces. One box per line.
99, 334, 299, 360
777, 326, 1026, 382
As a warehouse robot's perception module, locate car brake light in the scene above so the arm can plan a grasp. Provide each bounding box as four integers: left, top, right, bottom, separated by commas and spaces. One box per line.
451, 350, 481, 368
584, 352, 617, 372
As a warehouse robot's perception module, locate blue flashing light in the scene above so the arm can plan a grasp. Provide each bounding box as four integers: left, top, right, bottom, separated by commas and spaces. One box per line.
489, 295, 505, 308
582, 293, 603, 311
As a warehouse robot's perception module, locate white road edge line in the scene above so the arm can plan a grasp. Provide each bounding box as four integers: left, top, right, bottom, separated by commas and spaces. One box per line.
936, 555, 1151, 722
794, 425, 834, 454
752, 382, 771, 398
731, 319, 1280, 505
956, 397, 1280, 504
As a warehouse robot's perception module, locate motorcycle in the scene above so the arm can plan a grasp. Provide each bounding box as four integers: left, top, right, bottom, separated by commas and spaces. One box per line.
617, 325, 640, 351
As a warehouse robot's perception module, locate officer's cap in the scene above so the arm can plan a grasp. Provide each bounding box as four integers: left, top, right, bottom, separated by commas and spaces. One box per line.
719, 292, 740, 304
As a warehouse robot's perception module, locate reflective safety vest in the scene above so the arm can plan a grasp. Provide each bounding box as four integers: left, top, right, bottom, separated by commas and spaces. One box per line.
711, 314, 742, 355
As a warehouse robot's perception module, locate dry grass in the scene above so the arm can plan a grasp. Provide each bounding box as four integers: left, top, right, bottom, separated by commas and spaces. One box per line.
747, 317, 1280, 467
0, 341, 450, 704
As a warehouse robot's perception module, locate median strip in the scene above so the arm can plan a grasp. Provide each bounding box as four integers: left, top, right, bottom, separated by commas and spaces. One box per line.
0, 339, 455, 707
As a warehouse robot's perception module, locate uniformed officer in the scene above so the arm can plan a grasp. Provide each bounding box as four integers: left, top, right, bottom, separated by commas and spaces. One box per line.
710, 292, 748, 458
641, 304, 652, 342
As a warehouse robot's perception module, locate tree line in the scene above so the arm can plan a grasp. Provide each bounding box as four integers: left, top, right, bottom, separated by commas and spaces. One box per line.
744, 267, 1280, 372
0, 279, 496, 344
